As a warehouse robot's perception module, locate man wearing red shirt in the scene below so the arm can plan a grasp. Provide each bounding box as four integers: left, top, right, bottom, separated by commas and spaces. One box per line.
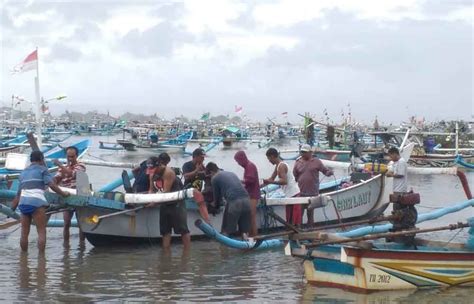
234, 150, 260, 236
293, 144, 333, 225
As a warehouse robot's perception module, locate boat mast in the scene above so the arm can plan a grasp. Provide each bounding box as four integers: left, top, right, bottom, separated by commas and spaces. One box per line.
34, 46, 42, 148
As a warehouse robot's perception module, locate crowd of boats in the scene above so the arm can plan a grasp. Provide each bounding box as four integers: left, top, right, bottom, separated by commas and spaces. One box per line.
1, 113, 473, 293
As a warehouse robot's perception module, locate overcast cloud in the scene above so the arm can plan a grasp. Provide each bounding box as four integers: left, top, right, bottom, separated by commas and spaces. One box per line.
0, 0, 472, 124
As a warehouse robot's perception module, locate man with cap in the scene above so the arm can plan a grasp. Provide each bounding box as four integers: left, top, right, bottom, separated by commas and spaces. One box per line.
147, 153, 191, 249
205, 162, 251, 238
182, 148, 210, 223
293, 144, 333, 225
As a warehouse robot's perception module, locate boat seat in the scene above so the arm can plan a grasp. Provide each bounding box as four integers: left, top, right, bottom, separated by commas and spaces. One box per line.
350, 172, 372, 183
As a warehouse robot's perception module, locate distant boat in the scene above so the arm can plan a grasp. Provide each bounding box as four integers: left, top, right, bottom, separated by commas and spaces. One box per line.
57, 171, 390, 246
0, 139, 90, 179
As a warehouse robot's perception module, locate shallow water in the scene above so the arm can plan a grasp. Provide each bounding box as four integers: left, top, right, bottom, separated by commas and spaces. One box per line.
1, 135, 473, 303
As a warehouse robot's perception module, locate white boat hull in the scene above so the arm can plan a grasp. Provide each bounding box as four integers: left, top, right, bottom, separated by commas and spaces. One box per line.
76, 174, 390, 246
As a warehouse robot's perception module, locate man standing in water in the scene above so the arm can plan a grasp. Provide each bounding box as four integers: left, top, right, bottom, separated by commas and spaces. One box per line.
12, 151, 70, 252
234, 151, 260, 236
148, 153, 191, 250
53, 146, 86, 243
262, 148, 300, 224
293, 144, 333, 225
206, 162, 251, 238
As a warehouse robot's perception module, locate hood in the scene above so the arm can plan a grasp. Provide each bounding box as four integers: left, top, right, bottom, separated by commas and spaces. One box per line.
234, 150, 249, 167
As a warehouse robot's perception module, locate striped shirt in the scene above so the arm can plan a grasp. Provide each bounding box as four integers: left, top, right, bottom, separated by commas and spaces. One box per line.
19, 164, 53, 207
55, 162, 86, 188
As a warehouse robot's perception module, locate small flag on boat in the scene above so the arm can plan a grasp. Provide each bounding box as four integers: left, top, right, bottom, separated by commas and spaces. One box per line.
11, 49, 38, 74
200, 112, 210, 121
234, 105, 243, 114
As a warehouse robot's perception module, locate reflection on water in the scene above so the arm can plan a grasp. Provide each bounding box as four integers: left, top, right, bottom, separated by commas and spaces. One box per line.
302, 285, 474, 304
4, 240, 304, 302
1, 136, 473, 302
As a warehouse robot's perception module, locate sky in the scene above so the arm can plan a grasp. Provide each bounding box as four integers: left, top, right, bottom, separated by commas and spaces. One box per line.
0, 0, 472, 124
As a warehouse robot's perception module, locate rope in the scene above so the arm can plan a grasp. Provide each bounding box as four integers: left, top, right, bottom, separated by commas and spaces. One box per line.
444, 227, 464, 247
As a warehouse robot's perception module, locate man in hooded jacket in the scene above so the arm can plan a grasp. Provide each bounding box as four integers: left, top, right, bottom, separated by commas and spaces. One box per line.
234, 151, 259, 236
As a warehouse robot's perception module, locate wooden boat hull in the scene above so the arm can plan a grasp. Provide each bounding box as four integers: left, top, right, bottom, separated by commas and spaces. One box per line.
293, 244, 474, 292
266, 174, 391, 226
76, 174, 390, 246
76, 202, 289, 246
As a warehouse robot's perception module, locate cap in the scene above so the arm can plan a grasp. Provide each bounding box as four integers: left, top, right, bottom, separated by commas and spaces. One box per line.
192, 148, 206, 158
300, 144, 312, 152
205, 162, 220, 174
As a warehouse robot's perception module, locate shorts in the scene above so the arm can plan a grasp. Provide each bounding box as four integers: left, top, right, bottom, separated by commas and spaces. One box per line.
19, 204, 43, 216
221, 198, 251, 235
160, 200, 189, 235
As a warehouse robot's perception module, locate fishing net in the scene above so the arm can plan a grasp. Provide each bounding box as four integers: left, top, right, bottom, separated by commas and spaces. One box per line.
467, 217, 474, 250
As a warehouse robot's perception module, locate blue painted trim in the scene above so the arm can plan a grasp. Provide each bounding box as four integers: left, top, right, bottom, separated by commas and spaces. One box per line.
314, 258, 355, 276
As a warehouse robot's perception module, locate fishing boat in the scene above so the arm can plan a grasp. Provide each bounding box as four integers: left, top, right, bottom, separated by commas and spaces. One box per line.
0, 139, 90, 179
50, 168, 391, 247
116, 131, 194, 153
0, 167, 390, 246
221, 126, 249, 148
153, 131, 193, 152
99, 141, 125, 151
0, 135, 27, 157
291, 236, 474, 292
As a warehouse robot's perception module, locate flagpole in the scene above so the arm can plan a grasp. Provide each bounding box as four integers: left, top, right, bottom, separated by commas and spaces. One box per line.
34, 47, 42, 148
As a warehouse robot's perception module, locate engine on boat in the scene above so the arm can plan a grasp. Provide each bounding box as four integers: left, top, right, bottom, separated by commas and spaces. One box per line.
387, 192, 420, 246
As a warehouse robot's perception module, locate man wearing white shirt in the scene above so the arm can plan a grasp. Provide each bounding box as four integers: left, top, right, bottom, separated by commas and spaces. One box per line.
386, 147, 408, 194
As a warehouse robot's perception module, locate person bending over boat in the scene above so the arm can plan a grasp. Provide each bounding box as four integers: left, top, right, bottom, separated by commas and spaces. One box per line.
234, 151, 260, 236
11, 151, 70, 252
53, 146, 86, 243
131, 160, 150, 193
386, 147, 408, 195
205, 162, 251, 238
182, 148, 210, 223
147, 153, 191, 250
293, 144, 333, 225
262, 148, 300, 225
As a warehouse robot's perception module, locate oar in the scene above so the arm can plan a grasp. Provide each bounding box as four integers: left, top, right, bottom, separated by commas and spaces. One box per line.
88, 206, 145, 231
0, 208, 72, 230
0, 219, 20, 230
305, 222, 471, 248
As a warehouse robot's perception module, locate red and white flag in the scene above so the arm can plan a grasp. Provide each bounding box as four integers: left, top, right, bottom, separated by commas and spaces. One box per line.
41, 103, 49, 114
11, 50, 38, 74
234, 105, 243, 114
